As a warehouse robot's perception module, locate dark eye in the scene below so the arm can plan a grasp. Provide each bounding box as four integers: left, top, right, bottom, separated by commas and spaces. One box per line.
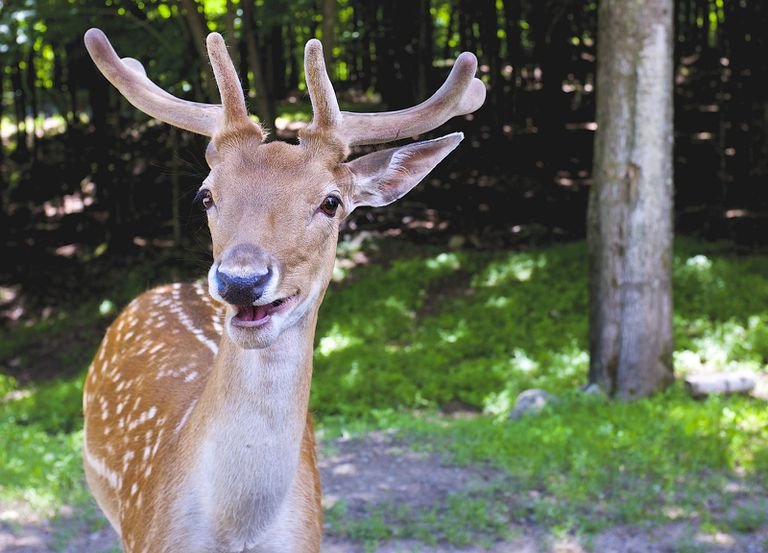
193, 189, 214, 211
319, 195, 341, 217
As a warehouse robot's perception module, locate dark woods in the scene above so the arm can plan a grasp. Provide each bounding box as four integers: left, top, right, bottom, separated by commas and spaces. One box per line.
1, 1, 767, 302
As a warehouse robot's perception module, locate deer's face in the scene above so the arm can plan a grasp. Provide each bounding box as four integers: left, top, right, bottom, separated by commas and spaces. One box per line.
200, 138, 349, 349
83, 29, 483, 350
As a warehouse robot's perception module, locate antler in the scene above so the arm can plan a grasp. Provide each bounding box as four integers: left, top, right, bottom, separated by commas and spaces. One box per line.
84, 28, 257, 139
303, 41, 485, 147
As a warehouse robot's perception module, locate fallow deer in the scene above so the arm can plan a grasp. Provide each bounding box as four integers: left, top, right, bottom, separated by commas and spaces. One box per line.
82, 28, 484, 553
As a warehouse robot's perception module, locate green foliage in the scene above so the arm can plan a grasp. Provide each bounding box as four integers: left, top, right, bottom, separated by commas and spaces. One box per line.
313, 242, 589, 419
0, 419, 85, 511
673, 239, 768, 375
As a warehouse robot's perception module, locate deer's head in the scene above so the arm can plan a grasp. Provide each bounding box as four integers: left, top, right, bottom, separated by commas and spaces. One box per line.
84, 29, 485, 349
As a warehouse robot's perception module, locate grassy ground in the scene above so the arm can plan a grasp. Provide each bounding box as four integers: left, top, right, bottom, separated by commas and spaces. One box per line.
1, 237, 767, 549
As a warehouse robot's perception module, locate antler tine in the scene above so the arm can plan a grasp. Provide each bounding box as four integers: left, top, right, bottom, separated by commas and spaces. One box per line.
339, 52, 486, 147
84, 28, 223, 137
303, 39, 342, 134
206, 33, 258, 135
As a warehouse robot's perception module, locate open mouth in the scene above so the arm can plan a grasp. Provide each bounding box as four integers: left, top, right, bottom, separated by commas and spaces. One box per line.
231, 294, 298, 328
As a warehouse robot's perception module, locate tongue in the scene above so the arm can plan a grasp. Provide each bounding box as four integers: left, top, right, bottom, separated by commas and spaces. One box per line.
236, 305, 271, 322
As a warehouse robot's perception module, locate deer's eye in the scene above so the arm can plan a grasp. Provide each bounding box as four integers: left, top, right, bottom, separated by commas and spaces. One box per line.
319, 195, 341, 217
194, 189, 215, 211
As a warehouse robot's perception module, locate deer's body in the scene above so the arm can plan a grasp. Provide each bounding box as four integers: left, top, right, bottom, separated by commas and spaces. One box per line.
82, 28, 483, 553
84, 283, 321, 551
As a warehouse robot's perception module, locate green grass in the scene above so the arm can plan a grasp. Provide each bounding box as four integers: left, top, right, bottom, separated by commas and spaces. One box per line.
403, 388, 767, 530
1, 238, 767, 545
325, 478, 515, 550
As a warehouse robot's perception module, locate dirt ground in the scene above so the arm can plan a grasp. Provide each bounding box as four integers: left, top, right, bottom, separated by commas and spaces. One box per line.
1, 431, 766, 553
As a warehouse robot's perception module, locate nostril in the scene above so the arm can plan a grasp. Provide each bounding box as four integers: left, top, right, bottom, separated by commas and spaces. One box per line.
216, 267, 273, 305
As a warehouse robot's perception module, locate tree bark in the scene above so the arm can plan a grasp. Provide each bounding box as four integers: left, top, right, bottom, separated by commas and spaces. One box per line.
0, 67, 5, 162
502, 0, 522, 122
26, 46, 40, 160
11, 58, 29, 158
416, 0, 432, 100
321, 0, 337, 79
224, 0, 239, 69
179, 0, 219, 102
242, 0, 276, 132
376, 0, 421, 109
587, 0, 675, 398
357, 0, 374, 90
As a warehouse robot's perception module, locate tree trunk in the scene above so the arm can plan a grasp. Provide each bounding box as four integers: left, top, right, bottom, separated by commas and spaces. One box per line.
26, 47, 40, 161
65, 41, 80, 126
11, 59, 29, 158
416, 0, 433, 100
502, 0, 523, 122
0, 68, 5, 162
242, 0, 276, 132
587, 0, 675, 398
225, 0, 239, 69
285, 23, 299, 92
376, 0, 421, 109
321, 0, 337, 79
476, 0, 501, 132
179, 0, 219, 102
357, 0, 374, 90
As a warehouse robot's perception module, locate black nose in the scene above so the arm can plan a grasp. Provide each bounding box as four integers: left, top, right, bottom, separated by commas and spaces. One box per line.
216, 268, 272, 305
215, 244, 274, 305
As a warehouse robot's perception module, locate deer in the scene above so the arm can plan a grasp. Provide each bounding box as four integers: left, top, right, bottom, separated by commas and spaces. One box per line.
81, 27, 484, 553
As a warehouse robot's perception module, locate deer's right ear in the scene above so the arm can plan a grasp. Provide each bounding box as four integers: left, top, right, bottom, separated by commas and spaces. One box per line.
346, 132, 464, 210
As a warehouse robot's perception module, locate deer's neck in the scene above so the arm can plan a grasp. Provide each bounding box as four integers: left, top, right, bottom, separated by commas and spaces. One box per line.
173, 315, 316, 549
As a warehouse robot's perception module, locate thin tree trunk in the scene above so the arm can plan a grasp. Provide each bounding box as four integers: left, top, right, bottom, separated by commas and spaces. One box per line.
322, 0, 337, 79
242, 0, 276, 132
225, 0, 239, 69
442, 0, 457, 60
285, 23, 299, 91
11, 59, 29, 158
587, 0, 675, 398
26, 47, 39, 160
0, 68, 5, 162
477, 0, 501, 132
358, 0, 374, 90
416, 0, 432, 99
180, 0, 219, 102
502, 0, 522, 121
65, 42, 80, 126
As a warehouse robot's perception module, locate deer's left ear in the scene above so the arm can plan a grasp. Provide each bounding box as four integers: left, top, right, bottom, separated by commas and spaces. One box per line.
346, 132, 464, 209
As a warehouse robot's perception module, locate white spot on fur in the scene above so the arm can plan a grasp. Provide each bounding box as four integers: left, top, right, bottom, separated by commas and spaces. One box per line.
83, 428, 120, 490
175, 401, 197, 435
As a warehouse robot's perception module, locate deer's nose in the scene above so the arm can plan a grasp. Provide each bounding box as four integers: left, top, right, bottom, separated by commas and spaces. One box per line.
216, 244, 274, 305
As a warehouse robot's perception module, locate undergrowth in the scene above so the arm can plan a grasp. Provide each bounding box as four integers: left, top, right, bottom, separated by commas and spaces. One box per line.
1, 238, 768, 544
